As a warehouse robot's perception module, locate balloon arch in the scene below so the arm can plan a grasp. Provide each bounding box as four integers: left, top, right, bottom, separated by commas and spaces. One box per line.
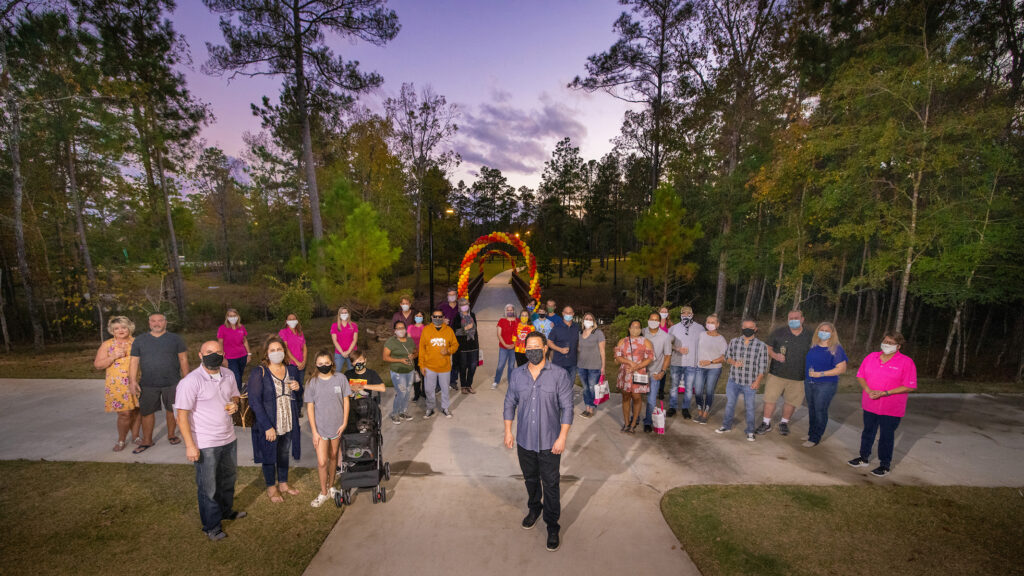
457, 232, 541, 302
477, 250, 515, 275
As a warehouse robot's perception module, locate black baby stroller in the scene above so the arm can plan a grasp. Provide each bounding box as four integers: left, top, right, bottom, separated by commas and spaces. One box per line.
335, 391, 391, 506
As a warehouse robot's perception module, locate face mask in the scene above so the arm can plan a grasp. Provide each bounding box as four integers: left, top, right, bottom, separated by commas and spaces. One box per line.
648, 320, 660, 330
881, 343, 899, 355
527, 305, 534, 311
448, 295, 457, 303
564, 314, 574, 322
818, 331, 832, 341
415, 316, 424, 324
659, 312, 669, 319
432, 318, 443, 327
788, 319, 802, 330
741, 328, 756, 337
506, 311, 515, 318
537, 313, 546, 319
401, 304, 410, 312
286, 319, 298, 329
227, 316, 238, 324
525, 349, 545, 365
201, 352, 224, 369
268, 350, 285, 364
316, 364, 332, 375
460, 305, 470, 312
583, 320, 594, 329
396, 329, 407, 338
706, 323, 717, 331
354, 362, 366, 371
520, 317, 529, 324
339, 313, 349, 322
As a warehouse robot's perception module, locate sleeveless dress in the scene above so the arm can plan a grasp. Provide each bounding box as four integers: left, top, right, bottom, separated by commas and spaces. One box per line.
103, 337, 138, 412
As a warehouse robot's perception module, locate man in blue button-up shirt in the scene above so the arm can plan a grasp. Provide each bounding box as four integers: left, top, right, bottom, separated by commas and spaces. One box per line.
503, 331, 574, 551
547, 306, 580, 386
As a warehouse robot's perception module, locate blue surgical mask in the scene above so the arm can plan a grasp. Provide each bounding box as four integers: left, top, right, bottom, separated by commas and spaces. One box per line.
563, 314, 573, 322
818, 330, 832, 341
788, 319, 801, 330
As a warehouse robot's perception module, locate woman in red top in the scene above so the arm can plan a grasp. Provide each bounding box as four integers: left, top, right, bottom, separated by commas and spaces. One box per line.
493, 303, 518, 389
217, 308, 252, 390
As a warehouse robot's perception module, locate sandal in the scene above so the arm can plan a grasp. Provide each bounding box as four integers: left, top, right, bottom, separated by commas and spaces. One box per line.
267, 487, 284, 503
167, 436, 182, 445
132, 444, 153, 454
113, 440, 126, 452
133, 436, 143, 445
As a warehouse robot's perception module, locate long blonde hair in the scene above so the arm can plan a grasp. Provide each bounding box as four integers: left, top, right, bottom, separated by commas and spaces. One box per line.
224, 308, 242, 327
811, 321, 841, 354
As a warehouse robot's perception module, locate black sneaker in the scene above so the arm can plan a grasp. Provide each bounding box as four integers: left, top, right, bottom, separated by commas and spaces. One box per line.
442, 409, 453, 419
778, 422, 790, 436
546, 531, 560, 551
871, 465, 891, 477
848, 456, 870, 468
666, 408, 676, 418
643, 424, 653, 433
755, 421, 772, 435
206, 529, 228, 541
224, 510, 247, 521
423, 409, 435, 419
681, 409, 692, 420
522, 509, 541, 530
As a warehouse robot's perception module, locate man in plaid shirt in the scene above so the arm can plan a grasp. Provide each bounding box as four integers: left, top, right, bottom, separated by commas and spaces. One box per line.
716, 318, 768, 441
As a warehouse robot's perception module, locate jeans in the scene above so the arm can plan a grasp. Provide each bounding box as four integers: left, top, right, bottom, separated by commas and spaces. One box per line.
494, 347, 516, 384
227, 357, 247, 392
805, 381, 838, 444
423, 369, 451, 411
261, 431, 291, 486
390, 371, 413, 417
859, 410, 902, 466
556, 364, 577, 388
517, 444, 562, 533
457, 349, 479, 389
334, 353, 352, 373
670, 366, 700, 410
195, 440, 237, 533
722, 378, 757, 434
643, 375, 664, 426
578, 368, 601, 408
695, 367, 723, 411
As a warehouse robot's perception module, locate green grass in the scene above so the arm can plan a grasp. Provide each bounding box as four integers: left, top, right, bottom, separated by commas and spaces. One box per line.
0, 460, 341, 576
661, 485, 1024, 576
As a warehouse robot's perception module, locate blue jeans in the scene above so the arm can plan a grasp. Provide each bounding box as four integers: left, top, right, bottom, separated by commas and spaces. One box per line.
670, 366, 700, 410
643, 375, 664, 426
557, 364, 577, 388
194, 440, 237, 533
695, 366, 723, 411
261, 431, 291, 486
860, 410, 902, 466
390, 371, 413, 417
334, 353, 352, 373
578, 368, 602, 408
227, 357, 247, 392
805, 381, 838, 444
722, 378, 756, 434
494, 347, 516, 384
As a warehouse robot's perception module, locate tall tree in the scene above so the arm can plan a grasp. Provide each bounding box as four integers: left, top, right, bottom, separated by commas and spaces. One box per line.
631, 182, 703, 303
203, 0, 400, 246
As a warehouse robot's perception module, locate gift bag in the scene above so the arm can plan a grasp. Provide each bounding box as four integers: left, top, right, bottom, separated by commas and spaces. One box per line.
652, 401, 666, 435
593, 375, 611, 405
232, 394, 254, 428
477, 349, 484, 367
678, 381, 686, 394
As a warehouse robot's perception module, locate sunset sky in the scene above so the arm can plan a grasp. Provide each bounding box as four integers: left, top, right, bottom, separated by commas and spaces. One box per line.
175, 0, 637, 189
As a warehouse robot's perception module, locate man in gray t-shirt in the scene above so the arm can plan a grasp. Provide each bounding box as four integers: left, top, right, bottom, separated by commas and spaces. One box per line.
129, 313, 189, 453
667, 306, 705, 419
305, 373, 352, 439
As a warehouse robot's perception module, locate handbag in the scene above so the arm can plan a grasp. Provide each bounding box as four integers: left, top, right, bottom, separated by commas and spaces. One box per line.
652, 401, 666, 434
233, 394, 254, 428
628, 337, 649, 384
593, 375, 611, 405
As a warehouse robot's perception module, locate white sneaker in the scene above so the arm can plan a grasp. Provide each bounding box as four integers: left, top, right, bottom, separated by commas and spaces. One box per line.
311, 493, 330, 508
746, 433, 755, 442
491, 382, 499, 389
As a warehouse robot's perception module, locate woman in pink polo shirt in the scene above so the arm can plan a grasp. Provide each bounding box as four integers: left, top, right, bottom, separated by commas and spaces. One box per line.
330, 306, 359, 373
847, 331, 917, 477
278, 313, 308, 413
217, 308, 252, 391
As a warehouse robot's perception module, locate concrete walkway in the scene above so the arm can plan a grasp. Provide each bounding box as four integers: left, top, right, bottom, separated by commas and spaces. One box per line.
2, 269, 1023, 574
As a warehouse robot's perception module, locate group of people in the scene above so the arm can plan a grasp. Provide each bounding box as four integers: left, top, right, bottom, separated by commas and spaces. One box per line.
94, 292, 917, 546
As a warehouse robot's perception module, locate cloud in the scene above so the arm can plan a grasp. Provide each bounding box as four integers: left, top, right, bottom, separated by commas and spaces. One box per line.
455, 91, 587, 178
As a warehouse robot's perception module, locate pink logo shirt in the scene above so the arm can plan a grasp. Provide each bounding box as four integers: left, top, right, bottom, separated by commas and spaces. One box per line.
857, 351, 918, 417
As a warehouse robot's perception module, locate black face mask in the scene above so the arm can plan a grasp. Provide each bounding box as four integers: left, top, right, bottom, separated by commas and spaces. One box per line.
316, 365, 332, 375
525, 349, 545, 365
432, 318, 443, 327
741, 328, 756, 337
354, 363, 366, 371
201, 353, 224, 369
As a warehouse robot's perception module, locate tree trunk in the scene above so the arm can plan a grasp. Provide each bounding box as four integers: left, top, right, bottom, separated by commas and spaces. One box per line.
65, 139, 103, 342
974, 305, 993, 358
155, 146, 187, 323
852, 241, 868, 345
216, 180, 232, 282
5, 74, 45, 350
742, 274, 757, 318
755, 274, 767, 317
885, 275, 898, 332
769, 248, 784, 331
714, 215, 731, 314
895, 169, 922, 333
296, 180, 307, 260
0, 269, 11, 353
292, 11, 323, 244
865, 290, 879, 355
833, 253, 846, 325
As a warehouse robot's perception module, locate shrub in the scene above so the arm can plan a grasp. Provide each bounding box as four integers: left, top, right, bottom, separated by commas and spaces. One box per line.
609, 304, 662, 339
269, 275, 314, 322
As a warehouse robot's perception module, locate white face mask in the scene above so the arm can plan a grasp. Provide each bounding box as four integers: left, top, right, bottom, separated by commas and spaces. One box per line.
400, 304, 410, 311
339, 313, 349, 322
268, 350, 285, 365
227, 316, 238, 324
448, 295, 457, 303
396, 329, 407, 338
648, 320, 660, 330
583, 319, 594, 329
659, 311, 668, 319
881, 343, 899, 355
706, 323, 717, 331
286, 319, 298, 328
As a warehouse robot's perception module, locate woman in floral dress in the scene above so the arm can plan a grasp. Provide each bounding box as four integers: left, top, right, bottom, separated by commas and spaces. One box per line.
614, 320, 654, 433
93, 316, 140, 451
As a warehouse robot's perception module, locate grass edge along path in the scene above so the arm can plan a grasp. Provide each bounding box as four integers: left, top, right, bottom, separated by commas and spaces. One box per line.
0, 460, 341, 576
660, 484, 1024, 576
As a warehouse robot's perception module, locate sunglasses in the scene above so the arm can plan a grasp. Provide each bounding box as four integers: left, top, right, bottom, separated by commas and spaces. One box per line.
431, 315, 443, 319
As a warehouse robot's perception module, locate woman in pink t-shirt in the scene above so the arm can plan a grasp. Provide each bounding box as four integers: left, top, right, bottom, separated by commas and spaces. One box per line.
847, 331, 917, 478
278, 313, 308, 412
217, 308, 252, 391
330, 306, 359, 373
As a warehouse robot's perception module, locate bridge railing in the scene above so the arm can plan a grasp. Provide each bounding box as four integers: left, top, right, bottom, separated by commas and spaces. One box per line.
467, 273, 486, 308
509, 269, 530, 309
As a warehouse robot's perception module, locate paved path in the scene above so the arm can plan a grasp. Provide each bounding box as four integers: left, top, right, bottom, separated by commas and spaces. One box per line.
2, 269, 1023, 574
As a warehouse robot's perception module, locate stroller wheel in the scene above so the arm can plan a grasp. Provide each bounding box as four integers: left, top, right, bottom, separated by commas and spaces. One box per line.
372, 487, 380, 504
343, 489, 352, 506
384, 462, 391, 481
334, 492, 343, 508
380, 486, 387, 503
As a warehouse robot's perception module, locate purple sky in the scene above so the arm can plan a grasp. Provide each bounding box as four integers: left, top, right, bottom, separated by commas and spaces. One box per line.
174, 0, 636, 189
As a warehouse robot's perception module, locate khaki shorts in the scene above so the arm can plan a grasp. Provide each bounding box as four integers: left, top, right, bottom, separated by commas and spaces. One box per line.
763, 374, 805, 406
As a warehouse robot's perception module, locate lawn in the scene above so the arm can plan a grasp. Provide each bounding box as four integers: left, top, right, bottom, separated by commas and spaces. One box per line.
661, 485, 1024, 576
0, 460, 341, 576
